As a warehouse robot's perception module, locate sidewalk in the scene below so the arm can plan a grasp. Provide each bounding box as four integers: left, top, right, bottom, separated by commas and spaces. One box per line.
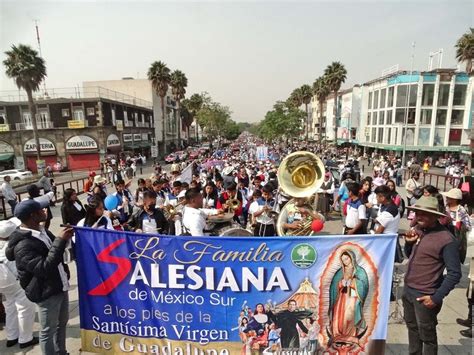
0, 165, 472, 354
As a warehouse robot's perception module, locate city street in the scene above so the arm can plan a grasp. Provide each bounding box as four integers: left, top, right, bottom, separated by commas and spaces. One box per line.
0, 166, 471, 355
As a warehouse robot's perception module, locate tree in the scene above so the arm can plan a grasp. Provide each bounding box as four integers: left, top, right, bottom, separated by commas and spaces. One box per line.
324, 61, 347, 144
299, 84, 313, 141
312, 76, 331, 141
3, 44, 46, 163
455, 28, 474, 74
170, 70, 188, 146
148, 61, 171, 155
196, 101, 232, 145
258, 101, 304, 142
288, 87, 303, 109
179, 106, 193, 142
182, 93, 207, 143
222, 120, 241, 140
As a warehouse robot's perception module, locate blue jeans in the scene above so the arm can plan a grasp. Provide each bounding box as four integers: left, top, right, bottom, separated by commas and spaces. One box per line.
7, 200, 17, 215
37, 291, 69, 355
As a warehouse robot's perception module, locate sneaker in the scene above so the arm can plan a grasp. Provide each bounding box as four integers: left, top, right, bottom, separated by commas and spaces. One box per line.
19, 337, 39, 349
460, 328, 472, 338
6, 338, 18, 347
456, 318, 472, 328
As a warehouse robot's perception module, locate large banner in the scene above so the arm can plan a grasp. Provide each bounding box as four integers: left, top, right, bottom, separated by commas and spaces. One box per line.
74, 227, 396, 354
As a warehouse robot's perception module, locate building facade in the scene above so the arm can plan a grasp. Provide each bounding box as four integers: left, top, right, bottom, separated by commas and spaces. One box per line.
0, 87, 154, 172
358, 69, 472, 157
83, 78, 189, 153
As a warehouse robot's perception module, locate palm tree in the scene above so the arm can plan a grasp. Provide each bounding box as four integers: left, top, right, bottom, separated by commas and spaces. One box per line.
312, 76, 331, 142
288, 87, 303, 108
3, 44, 46, 162
455, 28, 474, 74
183, 93, 204, 143
299, 84, 313, 141
170, 70, 188, 147
324, 62, 347, 144
148, 61, 171, 155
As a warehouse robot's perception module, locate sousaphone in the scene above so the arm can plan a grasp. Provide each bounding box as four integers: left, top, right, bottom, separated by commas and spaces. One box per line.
276, 151, 325, 236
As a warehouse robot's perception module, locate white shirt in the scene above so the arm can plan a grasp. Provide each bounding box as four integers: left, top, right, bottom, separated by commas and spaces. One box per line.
249, 200, 274, 225
182, 206, 218, 236
1, 182, 16, 201
20, 226, 69, 291
345, 200, 367, 229
375, 204, 401, 234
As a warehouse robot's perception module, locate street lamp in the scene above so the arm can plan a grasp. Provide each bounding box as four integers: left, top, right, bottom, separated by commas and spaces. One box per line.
401, 42, 416, 167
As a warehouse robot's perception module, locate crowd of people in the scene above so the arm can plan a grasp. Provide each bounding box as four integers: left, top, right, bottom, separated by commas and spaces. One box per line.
0, 133, 473, 354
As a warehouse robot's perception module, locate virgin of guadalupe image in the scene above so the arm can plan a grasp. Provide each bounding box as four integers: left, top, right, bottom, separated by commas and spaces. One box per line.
328, 249, 369, 350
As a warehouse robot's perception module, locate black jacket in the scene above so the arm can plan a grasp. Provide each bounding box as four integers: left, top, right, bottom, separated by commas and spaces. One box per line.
129, 207, 169, 234
6, 229, 70, 303
61, 201, 86, 226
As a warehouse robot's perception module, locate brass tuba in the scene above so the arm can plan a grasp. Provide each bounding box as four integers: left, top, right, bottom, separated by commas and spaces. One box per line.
224, 198, 240, 213
275, 151, 325, 236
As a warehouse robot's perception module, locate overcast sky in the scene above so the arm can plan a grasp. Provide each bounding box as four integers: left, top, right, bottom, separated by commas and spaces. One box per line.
0, 0, 472, 122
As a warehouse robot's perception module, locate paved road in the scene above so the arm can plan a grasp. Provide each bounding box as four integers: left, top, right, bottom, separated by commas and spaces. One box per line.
0, 165, 471, 354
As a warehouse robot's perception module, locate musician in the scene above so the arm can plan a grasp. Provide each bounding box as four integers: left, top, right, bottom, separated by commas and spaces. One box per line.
281, 197, 323, 235
182, 188, 221, 236
129, 190, 169, 234
152, 179, 167, 208
165, 181, 183, 208
217, 182, 243, 224
113, 180, 134, 223
249, 184, 276, 236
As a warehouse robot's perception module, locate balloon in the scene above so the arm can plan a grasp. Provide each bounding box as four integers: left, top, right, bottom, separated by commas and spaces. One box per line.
104, 195, 119, 211
311, 219, 324, 233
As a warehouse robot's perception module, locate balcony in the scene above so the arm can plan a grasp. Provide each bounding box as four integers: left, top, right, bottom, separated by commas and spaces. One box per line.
135, 122, 151, 128
16, 121, 54, 130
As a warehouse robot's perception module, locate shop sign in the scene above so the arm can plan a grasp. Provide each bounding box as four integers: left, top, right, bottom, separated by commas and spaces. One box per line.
123, 134, 132, 142
0, 124, 10, 132
0, 141, 14, 154
67, 120, 86, 129
116, 120, 124, 131
24, 138, 56, 153
133, 134, 142, 141
141, 133, 148, 140
66, 135, 98, 150
106, 134, 121, 148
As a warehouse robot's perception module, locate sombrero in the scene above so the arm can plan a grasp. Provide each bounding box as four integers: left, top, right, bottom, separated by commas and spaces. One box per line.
406, 196, 446, 217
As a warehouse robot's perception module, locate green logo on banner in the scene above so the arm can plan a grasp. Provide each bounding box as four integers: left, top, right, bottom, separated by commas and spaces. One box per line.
291, 243, 317, 269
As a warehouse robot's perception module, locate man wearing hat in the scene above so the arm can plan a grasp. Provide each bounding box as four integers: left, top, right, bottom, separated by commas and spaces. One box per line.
0, 218, 37, 349
402, 195, 462, 354
6, 199, 74, 354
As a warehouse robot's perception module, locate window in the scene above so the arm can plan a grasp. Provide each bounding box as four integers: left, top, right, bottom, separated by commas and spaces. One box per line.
141, 113, 145, 125
420, 109, 432, 125
87, 107, 95, 116
395, 109, 405, 123
371, 128, 376, 142
62, 109, 70, 117
451, 110, 464, 125
373, 91, 379, 109
134, 112, 139, 126
73, 109, 84, 120
22, 112, 32, 126
124, 111, 128, 124
111, 107, 116, 125
422, 84, 434, 106
407, 108, 416, 124
38, 110, 49, 124
434, 128, 445, 146
418, 128, 431, 145
394, 126, 398, 144
366, 113, 371, 125
448, 129, 462, 145
436, 109, 447, 125
368, 92, 373, 109
402, 128, 415, 145
386, 128, 391, 143
386, 110, 393, 124
378, 128, 384, 143
408, 85, 417, 106
380, 89, 386, 108
396, 85, 408, 107
437, 84, 450, 106
453, 85, 467, 106
0, 113, 5, 125
379, 111, 384, 125
387, 87, 394, 107
372, 112, 377, 125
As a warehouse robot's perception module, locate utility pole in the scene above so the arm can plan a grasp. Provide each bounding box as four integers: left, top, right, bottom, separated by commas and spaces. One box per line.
35, 20, 48, 96
401, 42, 416, 167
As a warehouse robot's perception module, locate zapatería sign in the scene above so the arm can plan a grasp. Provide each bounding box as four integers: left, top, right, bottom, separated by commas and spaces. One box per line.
74, 228, 396, 355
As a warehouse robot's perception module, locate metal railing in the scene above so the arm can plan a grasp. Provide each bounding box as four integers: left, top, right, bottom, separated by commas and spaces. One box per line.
0, 176, 89, 220
403, 170, 461, 191
15, 121, 54, 130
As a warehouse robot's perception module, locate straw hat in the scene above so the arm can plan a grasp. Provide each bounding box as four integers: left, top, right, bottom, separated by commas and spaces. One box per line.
93, 175, 106, 185
441, 188, 462, 200
406, 196, 446, 217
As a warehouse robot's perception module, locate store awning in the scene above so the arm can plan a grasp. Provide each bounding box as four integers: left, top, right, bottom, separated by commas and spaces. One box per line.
0, 153, 14, 162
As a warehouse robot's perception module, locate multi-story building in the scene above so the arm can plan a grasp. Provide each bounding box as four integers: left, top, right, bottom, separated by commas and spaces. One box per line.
84, 78, 189, 153
0, 87, 154, 172
358, 69, 472, 158
311, 86, 362, 144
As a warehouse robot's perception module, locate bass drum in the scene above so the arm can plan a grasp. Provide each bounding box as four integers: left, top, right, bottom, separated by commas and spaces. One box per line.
218, 226, 253, 237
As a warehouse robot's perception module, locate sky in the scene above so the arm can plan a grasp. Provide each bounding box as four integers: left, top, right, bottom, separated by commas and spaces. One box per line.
0, 0, 472, 123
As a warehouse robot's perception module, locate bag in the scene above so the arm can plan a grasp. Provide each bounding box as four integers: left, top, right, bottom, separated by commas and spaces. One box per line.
461, 181, 470, 193
412, 187, 423, 200
342, 199, 349, 216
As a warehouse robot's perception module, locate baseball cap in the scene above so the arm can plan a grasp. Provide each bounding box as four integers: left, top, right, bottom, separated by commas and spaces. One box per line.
0, 217, 21, 239
14, 199, 50, 222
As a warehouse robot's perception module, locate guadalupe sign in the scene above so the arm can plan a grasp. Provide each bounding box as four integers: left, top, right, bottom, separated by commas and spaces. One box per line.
24, 138, 56, 153
66, 135, 98, 150
106, 134, 121, 148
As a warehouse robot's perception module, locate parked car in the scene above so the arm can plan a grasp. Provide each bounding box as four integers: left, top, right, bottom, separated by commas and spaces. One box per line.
176, 151, 188, 161
189, 150, 200, 160
0, 169, 33, 182
165, 153, 178, 164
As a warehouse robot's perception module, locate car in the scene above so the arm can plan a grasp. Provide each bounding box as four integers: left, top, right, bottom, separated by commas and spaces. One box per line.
0, 169, 33, 182
175, 150, 188, 161
189, 150, 200, 160
164, 153, 178, 163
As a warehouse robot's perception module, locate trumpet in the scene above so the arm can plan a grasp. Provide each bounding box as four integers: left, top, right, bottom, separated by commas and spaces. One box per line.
162, 200, 185, 219
224, 198, 240, 213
